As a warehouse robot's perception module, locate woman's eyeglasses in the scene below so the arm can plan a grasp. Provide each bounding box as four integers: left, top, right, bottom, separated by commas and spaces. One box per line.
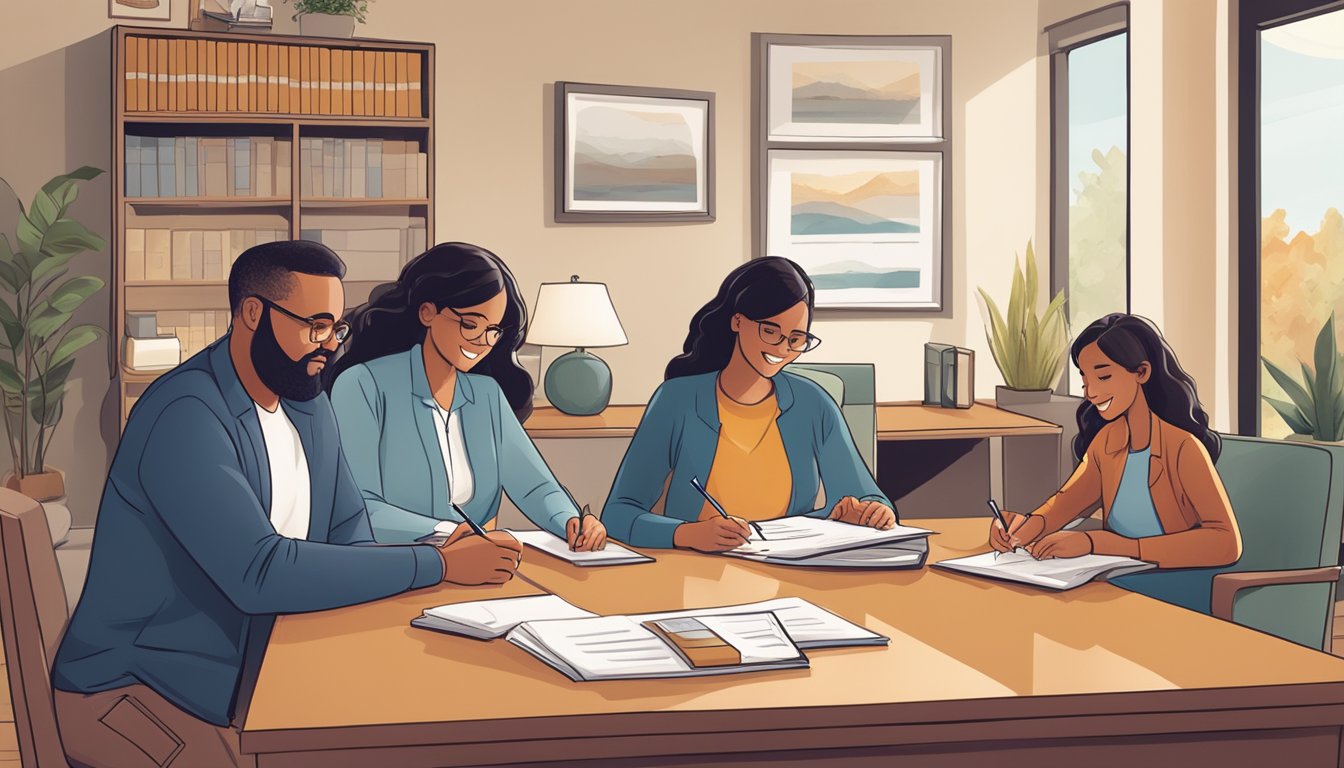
747, 318, 822, 353
442, 307, 508, 347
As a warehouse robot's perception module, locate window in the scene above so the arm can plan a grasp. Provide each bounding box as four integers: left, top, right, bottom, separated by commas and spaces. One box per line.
1240, 1, 1344, 437
1047, 4, 1130, 394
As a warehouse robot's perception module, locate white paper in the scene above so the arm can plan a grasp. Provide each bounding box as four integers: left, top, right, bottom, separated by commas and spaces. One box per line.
935, 549, 1155, 590
422, 594, 596, 637
633, 596, 886, 649
728, 517, 933, 560
510, 529, 653, 566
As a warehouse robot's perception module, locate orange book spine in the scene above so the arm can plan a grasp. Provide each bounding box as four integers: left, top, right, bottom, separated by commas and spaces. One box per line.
165, 39, 176, 112
319, 47, 331, 115
395, 51, 409, 117
300, 46, 313, 115
277, 44, 290, 114
256, 43, 269, 112
270, 44, 282, 113
185, 40, 198, 112
211, 40, 222, 112
156, 39, 170, 111
409, 52, 422, 118
197, 39, 209, 112
125, 37, 139, 112
340, 48, 352, 115
175, 39, 188, 111
226, 42, 237, 112
344, 49, 355, 116
288, 46, 301, 114
330, 47, 342, 115
351, 50, 365, 117
372, 50, 384, 116
137, 37, 150, 112
146, 37, 157, 111
384, 51, 397, 117
242, 42, 254, 112
362, 51, 376, 116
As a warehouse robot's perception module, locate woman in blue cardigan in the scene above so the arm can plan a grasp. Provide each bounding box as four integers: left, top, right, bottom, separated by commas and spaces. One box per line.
326, 242, 607, 549
603, 257, 895, 552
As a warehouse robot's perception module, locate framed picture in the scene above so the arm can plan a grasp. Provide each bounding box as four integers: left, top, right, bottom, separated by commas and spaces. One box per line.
555, 82, 714, 222
765, 150, 945, 310
109, 0, 171, 21
764, 38, 945, 142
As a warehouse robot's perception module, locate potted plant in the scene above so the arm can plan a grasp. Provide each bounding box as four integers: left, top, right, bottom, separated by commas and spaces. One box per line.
0, 167, 107, 503
1262, 315, 1344, 443
977, 239, 1070, 406
286, 0, 370, 38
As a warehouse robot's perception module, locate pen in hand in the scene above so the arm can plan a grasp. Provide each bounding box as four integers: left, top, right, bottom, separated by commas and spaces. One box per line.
689, 476, 767, 541
451, 502, 489, 538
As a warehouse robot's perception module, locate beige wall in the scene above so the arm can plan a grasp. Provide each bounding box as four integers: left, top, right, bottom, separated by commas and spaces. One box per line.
0, 0, 1241, 524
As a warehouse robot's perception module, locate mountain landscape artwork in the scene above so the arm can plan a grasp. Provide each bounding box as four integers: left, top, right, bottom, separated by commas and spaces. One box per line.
791, 169, 920, 236
572, 105, 697, 203
791, 59, 921, 125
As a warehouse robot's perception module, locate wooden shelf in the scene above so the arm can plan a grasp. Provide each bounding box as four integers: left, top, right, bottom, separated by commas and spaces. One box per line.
126, 113, 431, 127
126, 197, 292, 208
301, 198, 430, 208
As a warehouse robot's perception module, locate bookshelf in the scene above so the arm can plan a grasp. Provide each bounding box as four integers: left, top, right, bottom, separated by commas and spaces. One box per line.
112, 26, 435, 426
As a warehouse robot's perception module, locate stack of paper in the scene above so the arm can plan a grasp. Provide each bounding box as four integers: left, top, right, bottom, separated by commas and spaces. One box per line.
507, 611, 808, 681
511, 530, 653, 567
723, 517, 934, 568
631, 597, 888, 649
933, 549, 1156, 590
410, 594, 596, 640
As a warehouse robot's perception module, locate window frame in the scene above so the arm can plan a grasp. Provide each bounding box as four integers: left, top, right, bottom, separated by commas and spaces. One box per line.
1046, 3, 1131, 393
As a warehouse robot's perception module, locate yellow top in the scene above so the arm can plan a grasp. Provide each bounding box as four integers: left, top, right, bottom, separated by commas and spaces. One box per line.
699, 385, 792, 522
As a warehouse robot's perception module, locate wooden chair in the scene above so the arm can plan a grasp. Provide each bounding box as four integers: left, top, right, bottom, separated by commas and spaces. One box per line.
0, 489, 70, 766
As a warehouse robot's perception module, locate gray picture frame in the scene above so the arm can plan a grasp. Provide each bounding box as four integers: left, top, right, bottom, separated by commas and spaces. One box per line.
554, 82, 715, 223
751, 33, 953, 314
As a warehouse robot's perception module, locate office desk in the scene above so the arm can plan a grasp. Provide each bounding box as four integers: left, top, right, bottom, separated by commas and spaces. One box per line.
508, 403, 1063, 528
243, 519, 1344, 766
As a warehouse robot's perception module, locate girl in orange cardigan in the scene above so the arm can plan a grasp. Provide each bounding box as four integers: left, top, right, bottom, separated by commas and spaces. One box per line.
990, 314, 1242, 568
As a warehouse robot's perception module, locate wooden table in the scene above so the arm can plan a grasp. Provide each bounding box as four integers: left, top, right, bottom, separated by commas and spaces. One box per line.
242, 519, 1344, 766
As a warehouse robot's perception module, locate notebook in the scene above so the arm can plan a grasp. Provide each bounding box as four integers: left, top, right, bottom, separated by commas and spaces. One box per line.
410, 594, 597, 639
933, 548, 1156, 590
507, 611, 808, 681
724, 517, 934, 561
732, 537, 928, 569
630, 597, 888, 649
511, 530, 654, 567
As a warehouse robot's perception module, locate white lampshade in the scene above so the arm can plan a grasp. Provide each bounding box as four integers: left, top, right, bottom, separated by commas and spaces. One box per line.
525, 276, 628, 349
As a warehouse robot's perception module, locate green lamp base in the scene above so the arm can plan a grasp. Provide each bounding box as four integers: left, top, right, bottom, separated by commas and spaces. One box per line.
545, 349, 612, 416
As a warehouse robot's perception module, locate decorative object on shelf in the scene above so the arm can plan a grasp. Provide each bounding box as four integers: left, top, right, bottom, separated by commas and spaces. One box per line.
286, 0, 369, 38
753, 34, 952, 314
1262, 315, 1344, 443
192, 0, 273, 31
765, 149, 942, 310
555, 82, 714, 223
110, 0, 171, 21
923, 342, 973, 409
0, 167, 108, 502
525, 276, 628, 416
977, 240, 1068, 406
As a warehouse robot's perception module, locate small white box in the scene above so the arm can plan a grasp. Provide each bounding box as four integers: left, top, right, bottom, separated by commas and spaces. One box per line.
126, 335, 181, 371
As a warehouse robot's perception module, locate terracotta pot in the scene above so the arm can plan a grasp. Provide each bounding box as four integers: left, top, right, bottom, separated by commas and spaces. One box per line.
995, 385, 1054, 407
4, 469, 65, 502
299, 13, 356, 38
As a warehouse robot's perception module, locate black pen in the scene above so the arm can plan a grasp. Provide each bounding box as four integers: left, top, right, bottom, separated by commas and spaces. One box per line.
689, 476, 767, 541
451, 502, 489, 538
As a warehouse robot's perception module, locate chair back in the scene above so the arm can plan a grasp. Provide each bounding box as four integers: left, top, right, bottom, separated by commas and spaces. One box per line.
1113, 435, 1344, 649
0, 489, 70, 766
787, 363, 877, 474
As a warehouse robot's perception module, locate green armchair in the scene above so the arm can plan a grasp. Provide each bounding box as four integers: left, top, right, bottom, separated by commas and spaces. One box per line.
786, 363, 877, 476
1112, 435, 1344, 651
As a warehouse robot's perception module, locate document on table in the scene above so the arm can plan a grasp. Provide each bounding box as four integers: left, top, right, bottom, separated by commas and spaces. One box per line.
410, 594, 598, 639
732, 537, 928, 569
933, 548, 1156, 590
510, 530, 654, 566
724, 516, 934, 561
631, 596, 888, 649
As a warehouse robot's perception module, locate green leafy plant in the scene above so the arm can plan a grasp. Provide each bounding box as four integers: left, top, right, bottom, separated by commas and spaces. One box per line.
0, 167, 106, 478
286, 0, 371, 22
1262, 315, 1344, 441
977, 240, 1070, 391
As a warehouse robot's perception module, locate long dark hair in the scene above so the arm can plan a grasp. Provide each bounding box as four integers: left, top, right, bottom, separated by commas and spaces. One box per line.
325, 242, 535, 421
665, 257, 815, 380
1071, 313, 1219, 462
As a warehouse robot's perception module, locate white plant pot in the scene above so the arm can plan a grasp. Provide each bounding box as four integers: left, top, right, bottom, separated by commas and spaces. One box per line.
299, 13, 356, 38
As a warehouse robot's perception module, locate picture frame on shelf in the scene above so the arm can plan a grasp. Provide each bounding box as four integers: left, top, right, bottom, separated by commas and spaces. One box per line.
109, 0, 171, 21
765, 149, 944, 311
763, 38, 945, 142
555, 82, 715, 223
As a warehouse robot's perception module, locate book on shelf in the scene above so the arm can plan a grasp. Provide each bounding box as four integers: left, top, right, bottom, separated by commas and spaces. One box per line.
299, 138, 425, 199
126, 228, 287, 282
126, 136, 290, 198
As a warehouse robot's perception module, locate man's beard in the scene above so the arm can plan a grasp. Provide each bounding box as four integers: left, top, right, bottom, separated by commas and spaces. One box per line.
250, 310, 327, 402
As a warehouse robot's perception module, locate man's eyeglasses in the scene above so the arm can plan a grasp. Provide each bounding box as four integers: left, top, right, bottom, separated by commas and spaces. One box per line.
747, 318, 822, 353
442, 307, 508, 347
254, 296, 351, 345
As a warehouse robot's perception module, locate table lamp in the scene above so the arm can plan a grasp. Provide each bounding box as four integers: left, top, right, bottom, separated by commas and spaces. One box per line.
525, 275, 628, 415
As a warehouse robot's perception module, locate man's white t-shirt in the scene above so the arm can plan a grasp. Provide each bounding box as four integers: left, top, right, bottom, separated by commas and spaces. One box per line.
255, 403, 311, 540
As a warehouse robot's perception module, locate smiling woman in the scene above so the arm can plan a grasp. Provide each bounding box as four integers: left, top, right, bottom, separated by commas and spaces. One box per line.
602, 257, 895, 552
324, 243, 607, 552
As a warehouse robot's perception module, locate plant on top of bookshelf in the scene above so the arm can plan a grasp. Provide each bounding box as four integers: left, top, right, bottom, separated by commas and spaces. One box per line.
0, 167, 107, 501
286, 0, 370, 37
1262, 314, 1344, 443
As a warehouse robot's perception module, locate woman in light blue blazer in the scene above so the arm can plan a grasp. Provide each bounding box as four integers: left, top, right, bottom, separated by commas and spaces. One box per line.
603, 257, 896, 552
326, 242, 607, 549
